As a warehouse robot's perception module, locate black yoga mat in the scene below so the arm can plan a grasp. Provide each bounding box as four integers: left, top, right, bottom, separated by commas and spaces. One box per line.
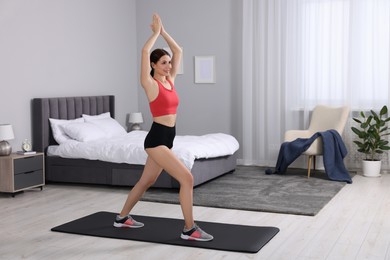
51, 211, 279, 254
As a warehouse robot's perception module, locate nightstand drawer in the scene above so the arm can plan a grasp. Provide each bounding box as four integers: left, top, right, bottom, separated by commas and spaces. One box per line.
14, 156, 43, 174
14, 170, 44, 190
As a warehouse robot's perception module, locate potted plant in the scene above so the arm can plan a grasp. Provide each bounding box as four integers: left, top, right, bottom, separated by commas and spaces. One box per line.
351, 105, 390, 177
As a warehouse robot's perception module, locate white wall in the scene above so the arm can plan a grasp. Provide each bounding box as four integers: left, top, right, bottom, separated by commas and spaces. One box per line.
0, 0, 139, 151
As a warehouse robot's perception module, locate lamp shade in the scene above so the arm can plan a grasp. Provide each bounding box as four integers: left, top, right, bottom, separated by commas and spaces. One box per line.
0, 124, 14, 140
129, 112, 144, 124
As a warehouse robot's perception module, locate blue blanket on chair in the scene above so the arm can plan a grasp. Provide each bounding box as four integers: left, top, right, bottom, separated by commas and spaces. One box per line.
266, 129, 352, 183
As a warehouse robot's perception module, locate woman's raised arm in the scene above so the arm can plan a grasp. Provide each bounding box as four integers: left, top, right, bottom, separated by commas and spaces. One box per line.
160, 21, 182, 80
140, 14, 161, 88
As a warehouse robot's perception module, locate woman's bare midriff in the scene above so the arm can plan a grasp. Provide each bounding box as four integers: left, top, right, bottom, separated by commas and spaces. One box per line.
153, 114, 177, 127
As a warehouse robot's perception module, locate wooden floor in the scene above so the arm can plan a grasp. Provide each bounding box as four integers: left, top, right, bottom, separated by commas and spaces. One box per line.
1, 172, 390, 260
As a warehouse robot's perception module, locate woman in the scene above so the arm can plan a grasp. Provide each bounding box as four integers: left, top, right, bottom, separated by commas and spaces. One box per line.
114, 14, 213, 242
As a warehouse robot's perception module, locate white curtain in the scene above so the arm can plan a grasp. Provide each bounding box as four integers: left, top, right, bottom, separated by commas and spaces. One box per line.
241, 0, 390, 168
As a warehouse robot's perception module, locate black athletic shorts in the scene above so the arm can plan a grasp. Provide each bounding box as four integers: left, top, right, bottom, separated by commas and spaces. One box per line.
144, 122, 176, 149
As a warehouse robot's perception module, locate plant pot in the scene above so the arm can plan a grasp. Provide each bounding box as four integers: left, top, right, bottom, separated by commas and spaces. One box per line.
362, 160, 382, 177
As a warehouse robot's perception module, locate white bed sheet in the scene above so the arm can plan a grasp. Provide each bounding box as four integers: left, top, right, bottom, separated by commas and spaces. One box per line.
47, 131, 239, 170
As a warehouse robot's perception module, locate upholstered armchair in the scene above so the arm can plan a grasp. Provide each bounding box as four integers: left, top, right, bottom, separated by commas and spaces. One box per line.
284, 105, 350, 177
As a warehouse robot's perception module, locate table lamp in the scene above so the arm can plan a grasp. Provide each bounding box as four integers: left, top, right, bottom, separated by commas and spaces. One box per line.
0, 124, 14, 156
128, 112, 143, 131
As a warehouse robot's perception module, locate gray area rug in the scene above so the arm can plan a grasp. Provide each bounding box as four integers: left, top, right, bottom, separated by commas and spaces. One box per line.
141, 166, 352, 216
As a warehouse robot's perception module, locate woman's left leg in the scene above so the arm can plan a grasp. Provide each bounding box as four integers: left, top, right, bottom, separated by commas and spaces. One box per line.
146, 146, 194, 229
146, 146, 214, 241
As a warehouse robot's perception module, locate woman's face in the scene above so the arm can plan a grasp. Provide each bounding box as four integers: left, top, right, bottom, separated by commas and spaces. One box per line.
152, 55, 172, 77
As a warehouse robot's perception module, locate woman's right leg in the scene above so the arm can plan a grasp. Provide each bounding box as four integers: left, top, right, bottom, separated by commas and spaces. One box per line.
119, 156, 163, 217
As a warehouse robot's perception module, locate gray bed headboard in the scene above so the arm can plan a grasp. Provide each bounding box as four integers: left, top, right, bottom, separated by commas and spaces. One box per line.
32, 95, 115, 152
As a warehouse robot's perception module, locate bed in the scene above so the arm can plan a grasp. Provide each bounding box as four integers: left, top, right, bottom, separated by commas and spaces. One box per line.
32, 95, 238, 188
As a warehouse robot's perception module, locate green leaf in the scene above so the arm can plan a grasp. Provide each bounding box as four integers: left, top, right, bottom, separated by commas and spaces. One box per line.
357, 148, 367, 153
352, 118, 362, 124
380, 105, 388, 116
353, 140, 363, 145
371, 110, 379, 118
351, 127, 362, 136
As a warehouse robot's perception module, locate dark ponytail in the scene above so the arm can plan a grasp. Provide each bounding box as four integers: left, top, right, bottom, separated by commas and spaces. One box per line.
150, 48, 171, 77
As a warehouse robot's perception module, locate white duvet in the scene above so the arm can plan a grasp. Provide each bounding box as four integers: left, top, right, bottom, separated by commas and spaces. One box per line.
47, 131, 239, 170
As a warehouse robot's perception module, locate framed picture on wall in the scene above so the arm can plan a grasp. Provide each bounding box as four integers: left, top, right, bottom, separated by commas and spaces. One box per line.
163, 47, 184, 74
194, 56, 216, 83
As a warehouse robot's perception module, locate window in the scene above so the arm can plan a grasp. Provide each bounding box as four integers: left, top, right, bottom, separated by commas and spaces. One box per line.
296, 0, 389, 108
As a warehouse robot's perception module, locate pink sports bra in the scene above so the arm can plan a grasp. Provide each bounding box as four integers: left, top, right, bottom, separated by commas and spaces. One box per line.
149, 79, 179, 117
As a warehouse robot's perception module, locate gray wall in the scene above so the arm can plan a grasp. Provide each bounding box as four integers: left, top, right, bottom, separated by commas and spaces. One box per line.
135, 0, 242, 137
0, 0, 242, 156
0, 0, 139, 151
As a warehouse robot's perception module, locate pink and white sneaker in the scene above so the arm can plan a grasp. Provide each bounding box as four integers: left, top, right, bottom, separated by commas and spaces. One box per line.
113, 214, 144, 228
180, 224, 213, 241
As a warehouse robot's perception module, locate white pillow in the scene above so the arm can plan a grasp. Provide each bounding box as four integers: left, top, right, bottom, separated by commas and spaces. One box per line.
87, 117, 127, 137
49, 117, 84, 144
60, 122, 107, 142
82, 112, 111, 121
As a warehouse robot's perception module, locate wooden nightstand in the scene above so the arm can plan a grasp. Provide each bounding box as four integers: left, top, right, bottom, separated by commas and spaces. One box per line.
0, 153, 45, 196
